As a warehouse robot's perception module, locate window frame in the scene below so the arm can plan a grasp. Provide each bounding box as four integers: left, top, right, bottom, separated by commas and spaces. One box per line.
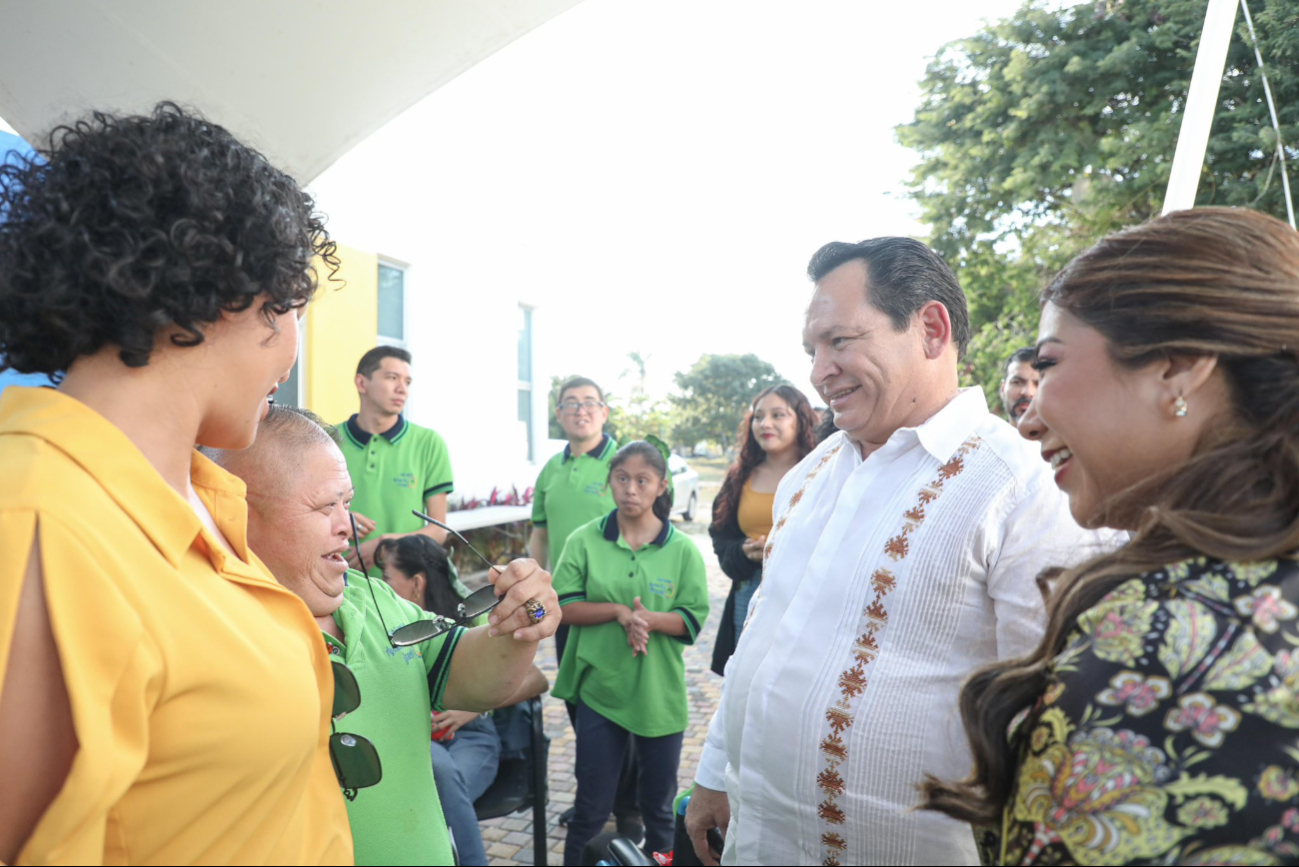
276, 312, 309, 408
517, 304, 535, 462
376, 259, 408, 349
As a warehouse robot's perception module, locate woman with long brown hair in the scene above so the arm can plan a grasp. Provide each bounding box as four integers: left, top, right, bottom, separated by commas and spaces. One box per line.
709, 384, 818, 676
924, 207, 1299, 865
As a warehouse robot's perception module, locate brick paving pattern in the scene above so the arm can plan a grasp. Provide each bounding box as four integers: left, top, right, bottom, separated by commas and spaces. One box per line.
478, 517, 729, 866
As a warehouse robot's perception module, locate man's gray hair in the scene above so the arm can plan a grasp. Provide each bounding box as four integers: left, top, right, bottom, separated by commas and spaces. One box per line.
259, 405, 341, 448
201, 405, 342, 496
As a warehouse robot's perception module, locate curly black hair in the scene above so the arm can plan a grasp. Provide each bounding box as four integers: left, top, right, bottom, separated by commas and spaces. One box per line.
0, 102, 339, 373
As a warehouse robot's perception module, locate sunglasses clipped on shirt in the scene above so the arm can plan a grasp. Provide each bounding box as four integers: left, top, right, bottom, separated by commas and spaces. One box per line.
347, 511, 506, 648
329, 659, 381, 800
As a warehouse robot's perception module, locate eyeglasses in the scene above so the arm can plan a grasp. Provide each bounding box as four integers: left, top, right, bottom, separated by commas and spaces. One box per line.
558, 400, 605, 414
390, 510, 512, 645
329, 660, 382, 800
347, 511, 505, 648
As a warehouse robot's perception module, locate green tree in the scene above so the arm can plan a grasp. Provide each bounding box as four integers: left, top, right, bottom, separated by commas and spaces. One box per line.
898, 0, 1299, 404
615, 351, 677, 443
670, 354, 780, 451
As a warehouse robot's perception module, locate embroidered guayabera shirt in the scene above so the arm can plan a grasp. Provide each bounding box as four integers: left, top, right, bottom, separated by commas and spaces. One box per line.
695, 387, 1115, 866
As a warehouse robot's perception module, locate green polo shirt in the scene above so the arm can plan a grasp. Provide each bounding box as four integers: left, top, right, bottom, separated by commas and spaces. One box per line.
324, 572, 464, 866
531, 434, 618, 568
552, 511, 709, 738
341, 414, 453, 541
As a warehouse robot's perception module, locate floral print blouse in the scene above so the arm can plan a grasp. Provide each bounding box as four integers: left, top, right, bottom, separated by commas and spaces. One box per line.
995, 557, 1299, 865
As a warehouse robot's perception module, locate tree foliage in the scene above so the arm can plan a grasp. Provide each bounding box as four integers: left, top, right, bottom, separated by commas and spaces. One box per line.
670, 353, 780, 450
897, 0, 1299, 404
614, 351, 677, 444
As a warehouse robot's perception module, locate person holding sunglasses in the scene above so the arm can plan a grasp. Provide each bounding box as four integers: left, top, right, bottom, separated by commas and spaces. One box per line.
0, 104, 350, 865
206, 406, 559, 866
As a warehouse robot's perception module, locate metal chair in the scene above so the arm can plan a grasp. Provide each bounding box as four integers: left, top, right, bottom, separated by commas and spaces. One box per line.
473, 695, 549, 866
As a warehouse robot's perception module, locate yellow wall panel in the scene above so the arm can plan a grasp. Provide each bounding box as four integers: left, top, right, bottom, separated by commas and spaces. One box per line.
305, 243, 378, 424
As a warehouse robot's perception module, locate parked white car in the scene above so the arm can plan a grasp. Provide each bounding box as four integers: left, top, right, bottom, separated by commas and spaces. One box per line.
668, 454, 701, 522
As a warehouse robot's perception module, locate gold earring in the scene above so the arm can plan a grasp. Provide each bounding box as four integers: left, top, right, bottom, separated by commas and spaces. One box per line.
1173, 396, 1188, 418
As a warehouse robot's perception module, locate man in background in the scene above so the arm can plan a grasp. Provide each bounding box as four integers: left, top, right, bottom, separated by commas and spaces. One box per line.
343, 346, 454, 571
528, 376, 616, 571
998, 346, 1039, 423
687, 237, 1104, 865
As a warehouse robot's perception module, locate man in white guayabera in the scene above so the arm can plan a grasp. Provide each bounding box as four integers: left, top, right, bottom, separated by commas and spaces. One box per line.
686, 237, 1110, 866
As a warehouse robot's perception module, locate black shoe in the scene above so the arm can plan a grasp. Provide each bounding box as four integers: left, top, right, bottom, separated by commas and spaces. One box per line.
558, 805, 576, 826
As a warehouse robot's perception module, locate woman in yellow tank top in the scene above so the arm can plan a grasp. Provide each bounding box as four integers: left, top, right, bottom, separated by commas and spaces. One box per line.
708, 385, 818, 675
0, 104, 351, 864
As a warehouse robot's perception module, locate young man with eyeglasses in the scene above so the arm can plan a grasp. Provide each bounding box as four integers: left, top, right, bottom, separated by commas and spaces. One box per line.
528, 377, 617, 572
342, 346, 454, 573
206, 406, 559, 865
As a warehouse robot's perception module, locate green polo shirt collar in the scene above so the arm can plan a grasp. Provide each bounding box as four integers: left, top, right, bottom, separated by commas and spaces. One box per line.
563, 433, 614, 462
344, 413, 408, 448
600, 508, 672, 548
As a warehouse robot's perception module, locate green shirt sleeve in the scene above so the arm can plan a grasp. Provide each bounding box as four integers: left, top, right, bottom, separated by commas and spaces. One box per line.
531, 460, 549, 527
553, 530, 588, 606
366, 574, 464, 711
424, 627, 464, 712
421, 430, 454, 499
668, 540, 709, 645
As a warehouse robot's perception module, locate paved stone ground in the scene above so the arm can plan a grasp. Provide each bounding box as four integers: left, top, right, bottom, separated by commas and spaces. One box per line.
477, 513, 729, 866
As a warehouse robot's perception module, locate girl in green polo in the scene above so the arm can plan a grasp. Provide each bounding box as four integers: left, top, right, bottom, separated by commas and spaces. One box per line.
553, 440, 709, 865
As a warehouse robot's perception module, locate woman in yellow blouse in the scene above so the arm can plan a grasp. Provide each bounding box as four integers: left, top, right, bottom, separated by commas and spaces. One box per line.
708, 385, 818, 675
0, 104, 351, 864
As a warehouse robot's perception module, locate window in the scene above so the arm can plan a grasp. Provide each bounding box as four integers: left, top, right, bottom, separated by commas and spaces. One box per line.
517, 305, 534, 461
377, 262, 405, 346
275, 314, 308, 408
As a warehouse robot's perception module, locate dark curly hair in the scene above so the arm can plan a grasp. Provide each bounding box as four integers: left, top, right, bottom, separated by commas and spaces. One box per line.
0, 102, 339, 373
711, 384, 818, 529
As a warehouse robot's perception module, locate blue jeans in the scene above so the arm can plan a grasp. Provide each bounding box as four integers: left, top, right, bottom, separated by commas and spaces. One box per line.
430, 714, 500, 866
733, 574, 761, 637
564, 703, 683, 866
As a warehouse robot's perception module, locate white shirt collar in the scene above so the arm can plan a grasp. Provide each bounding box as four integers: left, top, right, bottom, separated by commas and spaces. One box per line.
844, 386, 989, 464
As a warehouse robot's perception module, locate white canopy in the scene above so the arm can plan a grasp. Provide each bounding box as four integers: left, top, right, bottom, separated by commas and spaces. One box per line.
0, 0, 582, 181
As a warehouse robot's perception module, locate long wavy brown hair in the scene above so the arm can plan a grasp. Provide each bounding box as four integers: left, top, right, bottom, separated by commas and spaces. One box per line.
923, 207, 1299, 824
712, 384, 819, 529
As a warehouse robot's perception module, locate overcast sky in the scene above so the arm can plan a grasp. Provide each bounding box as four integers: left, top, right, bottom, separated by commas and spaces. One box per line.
1, 1, 1035, 405
307, 0, 1035, 405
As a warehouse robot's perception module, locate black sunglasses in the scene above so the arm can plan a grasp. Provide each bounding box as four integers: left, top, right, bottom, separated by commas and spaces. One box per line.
329, 660, 382, 800
347, 512, 505, 647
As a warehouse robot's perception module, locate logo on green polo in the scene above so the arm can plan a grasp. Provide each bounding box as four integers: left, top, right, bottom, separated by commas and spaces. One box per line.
647, 577, 676, 598
393, 472, 418, 490
584, 482, 608, 496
